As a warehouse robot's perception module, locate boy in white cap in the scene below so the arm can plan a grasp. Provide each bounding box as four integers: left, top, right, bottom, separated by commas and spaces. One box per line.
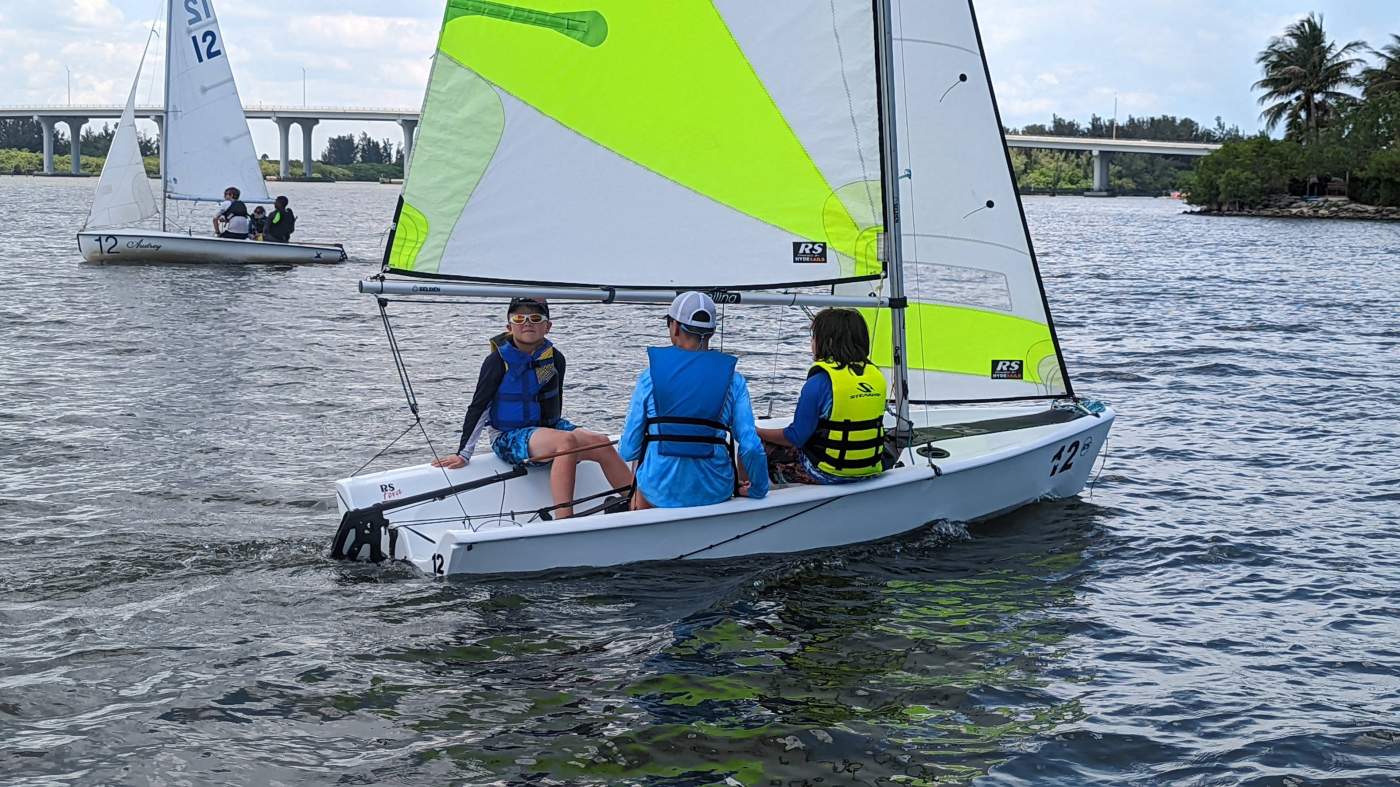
618, 291, 769, 509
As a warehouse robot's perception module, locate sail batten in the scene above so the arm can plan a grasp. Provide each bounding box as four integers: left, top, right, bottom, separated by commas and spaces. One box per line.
387, 0, 889, 289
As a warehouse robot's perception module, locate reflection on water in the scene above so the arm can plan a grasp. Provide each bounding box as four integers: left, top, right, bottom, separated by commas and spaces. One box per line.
3, 179, 1399, 784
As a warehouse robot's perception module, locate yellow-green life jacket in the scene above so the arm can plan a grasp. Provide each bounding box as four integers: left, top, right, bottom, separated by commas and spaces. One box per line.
802, 359, 887, 478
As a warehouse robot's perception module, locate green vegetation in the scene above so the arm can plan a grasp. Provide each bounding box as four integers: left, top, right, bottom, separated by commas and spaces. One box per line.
1006, 114, 1242, 195
0, 148, 160, 176
1187, 15, 1400, 210
256, 158, 402, 182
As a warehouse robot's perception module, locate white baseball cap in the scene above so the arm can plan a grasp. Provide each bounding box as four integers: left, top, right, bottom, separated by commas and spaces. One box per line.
666, 291, 718, 335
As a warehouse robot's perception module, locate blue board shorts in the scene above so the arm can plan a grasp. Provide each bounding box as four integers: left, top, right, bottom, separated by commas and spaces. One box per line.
491, 418, 578, 467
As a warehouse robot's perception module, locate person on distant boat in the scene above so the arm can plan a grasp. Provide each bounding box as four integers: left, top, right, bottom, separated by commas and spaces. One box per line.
619, 291, 768, 509
758, 308, 888, 485
264, 196, 296, 243
431, 298, 632, 519
213, 186, 251, 239
248, 205, 268, 241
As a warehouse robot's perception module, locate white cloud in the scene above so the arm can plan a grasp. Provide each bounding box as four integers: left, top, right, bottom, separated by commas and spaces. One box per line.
3, 0, 1394, 153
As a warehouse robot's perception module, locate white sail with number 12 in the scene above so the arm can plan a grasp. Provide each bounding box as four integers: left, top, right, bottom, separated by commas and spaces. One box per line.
76, 0, 346, 265
330, 0, 1114, 576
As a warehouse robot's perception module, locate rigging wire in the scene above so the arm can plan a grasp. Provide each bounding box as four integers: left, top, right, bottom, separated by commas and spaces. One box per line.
374, 298, 471, 522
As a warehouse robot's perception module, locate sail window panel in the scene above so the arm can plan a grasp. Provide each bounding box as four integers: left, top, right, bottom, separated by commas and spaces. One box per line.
904, 260, 1012, 312
386, 0, 888, 288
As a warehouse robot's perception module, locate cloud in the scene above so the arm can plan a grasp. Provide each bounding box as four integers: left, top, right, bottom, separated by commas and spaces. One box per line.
3, 0, 1395, 154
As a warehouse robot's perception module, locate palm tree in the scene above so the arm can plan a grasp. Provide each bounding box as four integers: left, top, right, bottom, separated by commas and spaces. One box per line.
1362, 34, 1400, 99
1253, 14, 1366, 142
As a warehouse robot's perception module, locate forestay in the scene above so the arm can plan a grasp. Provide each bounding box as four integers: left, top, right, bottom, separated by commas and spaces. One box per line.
86, 45, 157, 230
386, 0, 888, 289
855, 0, 1074, 403
163, 0, 268, 203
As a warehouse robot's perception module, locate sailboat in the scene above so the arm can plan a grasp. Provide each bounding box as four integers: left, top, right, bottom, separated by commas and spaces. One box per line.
330, 0, 1115, 576
76, 0, 346, 265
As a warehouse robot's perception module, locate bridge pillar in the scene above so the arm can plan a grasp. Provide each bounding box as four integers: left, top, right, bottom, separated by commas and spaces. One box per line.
398, 118, 418, 169
1086, 150, 1113, 197
274, 117, 294, 179
62, 118, 88, 175
35, 116, 56, 175
297, 118, 318, 178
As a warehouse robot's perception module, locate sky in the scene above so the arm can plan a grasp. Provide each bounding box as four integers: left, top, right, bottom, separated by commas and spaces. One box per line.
1, 0, 1396, 158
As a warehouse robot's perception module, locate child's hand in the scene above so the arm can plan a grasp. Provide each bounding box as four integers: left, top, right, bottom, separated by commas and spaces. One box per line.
736, 480, 752, 497
432, 454, 467, 469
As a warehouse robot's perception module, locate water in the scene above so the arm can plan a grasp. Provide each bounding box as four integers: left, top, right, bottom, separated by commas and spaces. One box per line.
2, 177, 1398, 785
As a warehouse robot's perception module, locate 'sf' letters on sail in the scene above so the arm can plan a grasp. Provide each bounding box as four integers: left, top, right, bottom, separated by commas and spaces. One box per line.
387, 0, 888, 289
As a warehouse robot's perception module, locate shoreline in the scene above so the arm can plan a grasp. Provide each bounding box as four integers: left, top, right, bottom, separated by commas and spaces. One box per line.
1187, 197, 1400, 223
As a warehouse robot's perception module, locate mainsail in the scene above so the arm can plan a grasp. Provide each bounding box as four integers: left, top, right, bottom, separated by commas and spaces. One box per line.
86, 46, 158, 230
386, 0, 888, 289
857, 0, 1074, 403
163, 0, 268, 203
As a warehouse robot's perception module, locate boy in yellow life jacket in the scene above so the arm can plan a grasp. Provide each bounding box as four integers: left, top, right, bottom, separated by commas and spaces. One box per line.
757, 308, 887, 484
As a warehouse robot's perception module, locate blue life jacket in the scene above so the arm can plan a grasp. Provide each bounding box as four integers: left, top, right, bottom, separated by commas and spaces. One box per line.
644, 346, 737, 459
488, 334, 561, 431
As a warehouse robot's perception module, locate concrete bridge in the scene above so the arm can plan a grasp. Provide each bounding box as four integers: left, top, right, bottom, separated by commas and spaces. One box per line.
0, 105, 417, 179
1005, 135, 1221, 194
3, 105, 1220, 193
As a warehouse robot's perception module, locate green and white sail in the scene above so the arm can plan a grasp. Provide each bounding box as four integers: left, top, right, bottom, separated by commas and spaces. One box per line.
164, 0, 268, 203
854, 0, 1074, 402
387, 0, 887, 289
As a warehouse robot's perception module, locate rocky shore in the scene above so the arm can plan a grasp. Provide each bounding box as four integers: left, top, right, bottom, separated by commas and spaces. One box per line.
1189, 195, 1400, 222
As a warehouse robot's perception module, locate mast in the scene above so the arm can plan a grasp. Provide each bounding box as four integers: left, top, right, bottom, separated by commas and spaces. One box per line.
873, 0, 912, 436
159, 0, 172, 231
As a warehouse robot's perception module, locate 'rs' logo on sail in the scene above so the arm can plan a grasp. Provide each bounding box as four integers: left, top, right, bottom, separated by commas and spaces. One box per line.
991, 360, 1024, 380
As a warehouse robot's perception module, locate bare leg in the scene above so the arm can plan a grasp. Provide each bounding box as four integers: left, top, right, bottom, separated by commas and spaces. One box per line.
527, 429, 581, 519
571, 429, 633, 490
630, 481, 653, 511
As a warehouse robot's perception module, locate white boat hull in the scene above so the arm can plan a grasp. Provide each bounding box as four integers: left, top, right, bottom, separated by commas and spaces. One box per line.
333, 403, 1115, 576
77, 230, 347, 264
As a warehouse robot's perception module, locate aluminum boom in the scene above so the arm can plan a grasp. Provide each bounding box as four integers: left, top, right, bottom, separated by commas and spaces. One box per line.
360, 279, 892, 309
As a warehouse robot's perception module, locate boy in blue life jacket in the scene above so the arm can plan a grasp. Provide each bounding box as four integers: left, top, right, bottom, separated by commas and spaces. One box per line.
431, 298, 632, 518
618, 291, 769, 509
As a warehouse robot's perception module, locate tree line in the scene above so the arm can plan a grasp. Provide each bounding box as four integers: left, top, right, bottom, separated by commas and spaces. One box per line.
1187, 18, 1400, 209
320, 133, 401, 166
0, 118, 159, 158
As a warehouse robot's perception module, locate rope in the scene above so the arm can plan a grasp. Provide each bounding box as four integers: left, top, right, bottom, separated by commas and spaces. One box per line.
1087, 436, 1110, 500
377, 298, 420, 418
674, 496, 839, 560
350, 420, 419, 477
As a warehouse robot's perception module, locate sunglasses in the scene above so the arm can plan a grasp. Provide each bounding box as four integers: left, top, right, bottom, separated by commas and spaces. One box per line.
508, 313, 547, 324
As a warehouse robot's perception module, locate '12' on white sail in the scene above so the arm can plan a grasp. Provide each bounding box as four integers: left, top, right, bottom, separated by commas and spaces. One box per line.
164, 0, 268, 203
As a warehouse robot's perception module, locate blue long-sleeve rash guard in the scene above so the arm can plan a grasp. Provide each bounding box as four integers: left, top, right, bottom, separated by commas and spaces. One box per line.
781, 372, 834, 448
